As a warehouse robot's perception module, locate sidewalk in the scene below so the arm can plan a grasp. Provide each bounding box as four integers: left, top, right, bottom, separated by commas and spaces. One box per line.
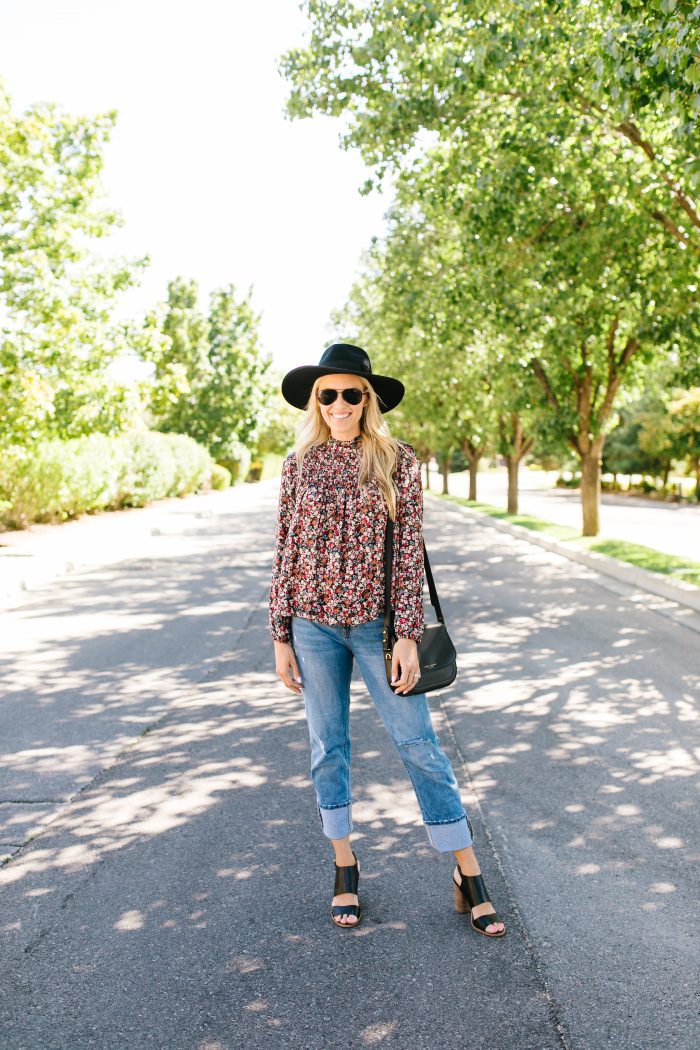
0, 486, 256, 606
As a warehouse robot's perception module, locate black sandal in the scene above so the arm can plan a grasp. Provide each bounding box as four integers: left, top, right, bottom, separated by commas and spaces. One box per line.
331, 852, 362, 929
453, 868, 506, 937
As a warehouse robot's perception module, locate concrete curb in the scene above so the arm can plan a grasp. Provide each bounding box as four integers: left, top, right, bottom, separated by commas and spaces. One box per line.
429, 494, 700, 615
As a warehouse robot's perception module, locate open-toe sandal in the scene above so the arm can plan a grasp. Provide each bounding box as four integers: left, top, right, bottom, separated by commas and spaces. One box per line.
331, 852, 362, 929
453, 869, 506, 938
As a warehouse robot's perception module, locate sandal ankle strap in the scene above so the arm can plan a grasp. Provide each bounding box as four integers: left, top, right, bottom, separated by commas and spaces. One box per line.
455, 871, 490, 909
334, 854, 359, 896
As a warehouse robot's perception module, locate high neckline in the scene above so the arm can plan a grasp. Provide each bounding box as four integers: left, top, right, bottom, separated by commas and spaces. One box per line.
327, 434, 362, 447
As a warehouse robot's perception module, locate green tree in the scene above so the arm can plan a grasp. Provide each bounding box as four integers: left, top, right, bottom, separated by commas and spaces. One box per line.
598, 1, 700, 195
283, 0, 699, 252
332, 212, 497, 499
284, 3, 700, 533
0, 83, 148, 446
603, 394, 676, 483
669, 387, 700, 497
144, 278, 273, 463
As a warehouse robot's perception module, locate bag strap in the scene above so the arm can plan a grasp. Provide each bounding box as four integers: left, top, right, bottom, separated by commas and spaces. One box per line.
383, 518, 446, 630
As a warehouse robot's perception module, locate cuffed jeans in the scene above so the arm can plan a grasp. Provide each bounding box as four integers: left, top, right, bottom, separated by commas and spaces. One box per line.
290, 614, 473, 852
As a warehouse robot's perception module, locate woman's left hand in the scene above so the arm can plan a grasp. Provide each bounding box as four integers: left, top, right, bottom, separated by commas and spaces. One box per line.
391, 638, 421, 695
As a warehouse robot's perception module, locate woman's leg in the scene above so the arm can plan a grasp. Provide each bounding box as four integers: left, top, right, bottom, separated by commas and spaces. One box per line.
350, 617, 504, 933
290, 617, 354, 838
290, 617, 360, 925
349, 617, 472, 851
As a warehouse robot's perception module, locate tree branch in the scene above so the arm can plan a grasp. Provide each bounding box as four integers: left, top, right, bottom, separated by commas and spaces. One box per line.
531, 356, 560, 411
649, 209, 697, 251
616, 121, 700, 233
597, 336, 640, 426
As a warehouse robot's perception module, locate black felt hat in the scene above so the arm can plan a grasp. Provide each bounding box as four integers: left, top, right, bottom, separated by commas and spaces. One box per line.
281, 343, 405, 413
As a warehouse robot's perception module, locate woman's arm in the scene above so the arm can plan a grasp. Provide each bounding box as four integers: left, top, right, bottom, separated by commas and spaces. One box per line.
269, 453, 298, 644
391, 444, 425, 642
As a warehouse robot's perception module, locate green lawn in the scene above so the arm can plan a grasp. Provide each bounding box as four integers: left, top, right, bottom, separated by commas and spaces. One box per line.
438, 494, 700, 589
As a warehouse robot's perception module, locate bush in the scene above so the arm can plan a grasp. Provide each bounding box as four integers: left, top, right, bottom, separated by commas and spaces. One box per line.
217, 436, 252, 484
0, 431, 214, 529
210, 463, 232, 490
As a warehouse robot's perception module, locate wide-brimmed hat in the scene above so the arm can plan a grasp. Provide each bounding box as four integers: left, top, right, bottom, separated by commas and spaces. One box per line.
281, 343, 405, 413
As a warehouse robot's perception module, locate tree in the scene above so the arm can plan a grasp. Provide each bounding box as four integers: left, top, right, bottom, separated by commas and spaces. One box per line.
331, 207, 497, 499
0, 83, 148, 446
669, 387, 700, 497
143, 278, 273, 463
603, 394, 676, 483
283, 0, 700, 252
598, 1, 700, 194
283, 3, 700, 533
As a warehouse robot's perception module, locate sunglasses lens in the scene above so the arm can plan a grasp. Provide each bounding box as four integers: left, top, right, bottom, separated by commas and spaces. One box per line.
317, 388, 365, 406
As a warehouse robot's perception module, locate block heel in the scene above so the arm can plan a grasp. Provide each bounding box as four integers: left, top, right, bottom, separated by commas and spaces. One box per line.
453, 879, 470, 914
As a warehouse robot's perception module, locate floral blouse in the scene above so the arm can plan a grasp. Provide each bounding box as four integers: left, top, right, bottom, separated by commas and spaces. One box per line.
268, 435, 425, 644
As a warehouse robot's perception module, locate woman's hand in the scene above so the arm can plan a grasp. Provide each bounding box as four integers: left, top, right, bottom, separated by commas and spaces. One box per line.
274, 641, 303, 694
391, 637, 421, 695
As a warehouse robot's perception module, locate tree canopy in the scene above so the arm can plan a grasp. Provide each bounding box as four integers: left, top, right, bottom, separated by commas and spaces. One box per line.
282, 0, 700, 529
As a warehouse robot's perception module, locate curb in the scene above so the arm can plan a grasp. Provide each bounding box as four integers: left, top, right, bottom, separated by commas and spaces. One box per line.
429, 494, 700, 616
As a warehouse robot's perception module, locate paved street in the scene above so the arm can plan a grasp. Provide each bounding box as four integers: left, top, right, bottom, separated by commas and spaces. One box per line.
430, 468, 700, 563
1, 482, 698, 1049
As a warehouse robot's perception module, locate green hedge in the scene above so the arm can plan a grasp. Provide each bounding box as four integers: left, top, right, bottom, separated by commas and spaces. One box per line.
210, 463, 232, 490
0, 431, 214, 529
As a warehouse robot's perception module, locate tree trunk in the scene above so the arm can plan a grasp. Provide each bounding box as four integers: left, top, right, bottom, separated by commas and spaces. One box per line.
505, 456, 519, 514
441, 454, 450, 495
467, 465, 476, 501
462, 442, 483, 501
580, 442, 604, 536
424, 460, 430, 489
530, 326, 641, 538
498, 414, 534, 515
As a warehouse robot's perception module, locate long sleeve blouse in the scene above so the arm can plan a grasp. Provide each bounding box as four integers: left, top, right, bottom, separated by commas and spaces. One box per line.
268, 435, 425, 644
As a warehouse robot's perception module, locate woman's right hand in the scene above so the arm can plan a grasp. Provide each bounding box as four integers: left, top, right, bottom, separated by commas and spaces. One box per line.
274, 641, 303, 694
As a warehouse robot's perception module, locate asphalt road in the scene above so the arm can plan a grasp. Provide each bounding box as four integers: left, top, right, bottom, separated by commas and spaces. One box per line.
1, 482, 698, 1050
430, 468, 700, 563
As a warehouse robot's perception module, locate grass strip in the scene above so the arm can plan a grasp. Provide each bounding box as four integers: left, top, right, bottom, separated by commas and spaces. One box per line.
437, 493, 700, 589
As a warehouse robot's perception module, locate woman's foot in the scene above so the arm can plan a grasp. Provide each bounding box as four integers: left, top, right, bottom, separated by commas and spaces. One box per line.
452, 846, 505, 936
453, 865, 504, 935
331, 850, 361, 928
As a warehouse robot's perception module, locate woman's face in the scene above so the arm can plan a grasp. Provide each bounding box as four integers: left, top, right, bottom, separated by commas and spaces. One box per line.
316, 373, 369, 441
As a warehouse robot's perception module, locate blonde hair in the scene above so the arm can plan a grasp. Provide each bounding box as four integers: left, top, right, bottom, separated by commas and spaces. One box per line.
295, 374, 401, 520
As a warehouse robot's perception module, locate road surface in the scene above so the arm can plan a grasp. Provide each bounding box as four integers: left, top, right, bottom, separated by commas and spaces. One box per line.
1, 482, 698, 1049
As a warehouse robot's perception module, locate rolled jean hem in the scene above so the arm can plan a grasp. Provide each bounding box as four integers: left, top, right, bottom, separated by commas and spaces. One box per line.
424, 815, 473, 852
318, 801, 352, 840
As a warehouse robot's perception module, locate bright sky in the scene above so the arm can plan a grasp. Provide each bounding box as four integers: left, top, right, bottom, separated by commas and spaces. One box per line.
0, 0, 389, 375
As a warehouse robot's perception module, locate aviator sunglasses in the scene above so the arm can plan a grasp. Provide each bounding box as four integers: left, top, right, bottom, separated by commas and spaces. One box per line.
316, 387, 366, 406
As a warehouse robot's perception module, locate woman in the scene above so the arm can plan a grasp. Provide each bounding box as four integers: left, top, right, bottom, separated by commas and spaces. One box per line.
269, 343, 505, 937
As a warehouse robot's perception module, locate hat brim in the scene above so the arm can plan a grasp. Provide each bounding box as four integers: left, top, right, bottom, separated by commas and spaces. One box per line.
281, 365, 405, 413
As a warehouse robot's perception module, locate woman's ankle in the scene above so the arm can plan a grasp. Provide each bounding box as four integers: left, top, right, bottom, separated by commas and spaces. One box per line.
331, 836, 356, 867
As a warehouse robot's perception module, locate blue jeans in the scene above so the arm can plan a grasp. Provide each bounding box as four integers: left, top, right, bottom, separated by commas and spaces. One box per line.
290, 615, 473, 852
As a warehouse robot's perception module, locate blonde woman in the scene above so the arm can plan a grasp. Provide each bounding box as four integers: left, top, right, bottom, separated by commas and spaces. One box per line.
269, 344, 505, 936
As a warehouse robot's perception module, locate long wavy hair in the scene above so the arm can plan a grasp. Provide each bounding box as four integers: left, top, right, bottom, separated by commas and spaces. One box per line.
295, 374, 401, 520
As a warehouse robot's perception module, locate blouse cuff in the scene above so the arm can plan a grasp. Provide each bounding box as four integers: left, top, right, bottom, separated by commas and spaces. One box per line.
394, 621, 425, 643
270, 615, 291, 643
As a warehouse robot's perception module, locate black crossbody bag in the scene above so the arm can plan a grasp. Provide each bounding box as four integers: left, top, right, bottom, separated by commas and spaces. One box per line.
383, 519, 458, 696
